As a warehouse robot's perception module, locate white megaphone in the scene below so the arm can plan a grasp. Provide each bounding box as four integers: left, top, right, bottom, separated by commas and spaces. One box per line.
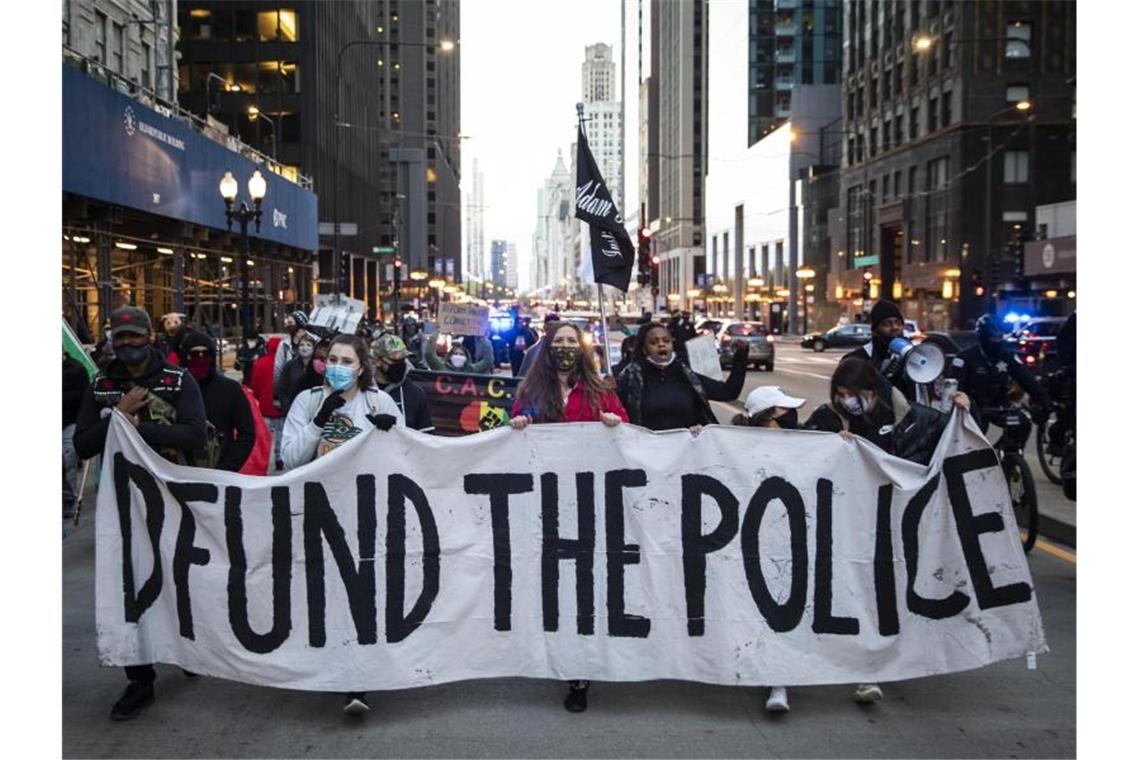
887, 337, 945, 384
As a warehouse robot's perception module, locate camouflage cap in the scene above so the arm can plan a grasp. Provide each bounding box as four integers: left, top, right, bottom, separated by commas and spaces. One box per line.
371, 333, 407, 360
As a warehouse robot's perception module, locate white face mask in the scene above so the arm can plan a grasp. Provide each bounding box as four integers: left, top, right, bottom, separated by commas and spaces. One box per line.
839, 395, 865, 416
647, 352, 676, 368
449, 354, 467, 368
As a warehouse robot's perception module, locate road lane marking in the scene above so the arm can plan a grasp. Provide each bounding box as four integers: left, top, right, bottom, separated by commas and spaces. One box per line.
1034, 537, 1076, 564
773, 367, 835, 381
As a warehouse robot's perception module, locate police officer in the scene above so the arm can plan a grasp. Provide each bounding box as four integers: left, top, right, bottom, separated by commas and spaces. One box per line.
842, 299, 916, 401
950, 314, 1049, 444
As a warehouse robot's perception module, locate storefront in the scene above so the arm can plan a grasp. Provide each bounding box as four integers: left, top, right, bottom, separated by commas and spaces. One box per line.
62, 57, 318, 339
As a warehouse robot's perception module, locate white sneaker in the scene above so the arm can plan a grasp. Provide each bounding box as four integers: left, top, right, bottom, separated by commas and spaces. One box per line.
853, 683, 883, 704
765, 686, 790, 713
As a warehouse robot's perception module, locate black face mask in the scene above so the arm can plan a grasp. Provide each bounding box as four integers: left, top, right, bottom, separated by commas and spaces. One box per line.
115, 344, 150, 366
384, 360, 407, 383
775, 409, 799, 429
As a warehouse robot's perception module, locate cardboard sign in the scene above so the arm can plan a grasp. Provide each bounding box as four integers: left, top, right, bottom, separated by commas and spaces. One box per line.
308, 295, 366, 335
438, 303, 489, 337
685, 334, 723, 379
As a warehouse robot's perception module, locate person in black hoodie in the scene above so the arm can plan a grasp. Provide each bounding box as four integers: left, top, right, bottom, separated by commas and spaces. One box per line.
802, 356, 970, 708
234, 325, 267, 387
62, 352, 89, 519
617, 322, 749, 432
371, 333, 435, 432
179, 331, 256, 471
843, 299, 916, 401
73, 306, 207, 722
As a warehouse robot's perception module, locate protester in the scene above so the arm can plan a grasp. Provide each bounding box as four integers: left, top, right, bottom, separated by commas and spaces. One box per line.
371, 333, 435, 433
92, 320, 116, 370
843, 299, 915, 401
668, 310, 697, 364
456, 330, 497, 374
617, 322, 748, 432
234, 325, 267, 387
73, 306, 208, 721
730, 386, 807, 714
612, 335, 638, 377
517, 312, 561, 377
276, 330, 322, 413
251, 335, 286, 470
179, 331, 256, 471
280, 333, 404, 716
156, 312, 188, 365
507, 320, 626, 713
63, 352, 89, 520
425, 339, 477, 373
273, 309, 309, 393
508, 316, 538, 376
802, 356, 970, 706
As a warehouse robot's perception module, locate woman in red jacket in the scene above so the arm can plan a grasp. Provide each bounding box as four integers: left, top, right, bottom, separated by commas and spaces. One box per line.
508, 321, 627, 429
250, 336, 286, 470
507, 321, 626, 714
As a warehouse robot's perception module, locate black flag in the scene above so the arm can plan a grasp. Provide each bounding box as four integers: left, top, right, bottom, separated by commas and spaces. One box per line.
575, 124, 635, 292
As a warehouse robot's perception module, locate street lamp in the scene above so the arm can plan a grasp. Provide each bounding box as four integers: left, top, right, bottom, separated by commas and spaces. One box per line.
795, 267, 816, 333
247, 106, 279, 161
331, 38, 457, 302
219, 169, 266, 335
204, 72, 242, 114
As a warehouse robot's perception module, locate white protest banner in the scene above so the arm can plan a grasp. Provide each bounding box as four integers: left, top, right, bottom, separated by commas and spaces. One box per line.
438, 303, 489, 336
685, 334, 723, 379
96, 411, 1046, 692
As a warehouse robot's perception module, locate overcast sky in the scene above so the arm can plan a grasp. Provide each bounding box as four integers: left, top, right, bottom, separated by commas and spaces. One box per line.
460, 0, 637, 292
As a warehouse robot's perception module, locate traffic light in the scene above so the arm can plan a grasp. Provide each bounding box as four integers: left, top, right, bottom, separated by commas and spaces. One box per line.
861, 268, 873, 299
339, 252, 351, 295
969, 269, 984, 298
650, 253, 660, 297
637, 227, 652, 287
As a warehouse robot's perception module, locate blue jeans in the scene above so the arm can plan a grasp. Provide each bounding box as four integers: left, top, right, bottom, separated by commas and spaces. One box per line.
63, 424, 78, 517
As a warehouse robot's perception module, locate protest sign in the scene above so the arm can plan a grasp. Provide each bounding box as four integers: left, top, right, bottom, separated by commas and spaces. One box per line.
685, 334, 723, 380
438, 303, 489, 336
309, 295, 366, 335
96, 411, 1045, 692
405, 369, 519, 436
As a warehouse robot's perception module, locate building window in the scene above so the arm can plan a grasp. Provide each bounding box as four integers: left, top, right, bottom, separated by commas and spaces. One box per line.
111, 23, 124, 73
869, 127, 878, 157
1004, 150, 1029, 183
941, 92, 952, 126
1006, 84, 1030, 104
909, 106, 918, 139
1006, 21, 1031, 58
894, 116, 902, 145
141, 42, 151, 89
928, 97, 938, 132
908, 165, 917, 195
187, 8, 212, 40
883, 119, 891, 150
94, 10, 107, 62
257, 9, 299, 42
893, 170, 902, 199
258, 61, 299, 93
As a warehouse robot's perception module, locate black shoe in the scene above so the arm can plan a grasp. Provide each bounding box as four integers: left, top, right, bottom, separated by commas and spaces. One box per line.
564, 681, 589, 713
110, 681, 154, 721
343, 692, 370, 715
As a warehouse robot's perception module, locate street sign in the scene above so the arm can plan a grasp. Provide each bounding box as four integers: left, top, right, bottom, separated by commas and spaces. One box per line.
853, 254, 879, 267
373, 245, 396, 254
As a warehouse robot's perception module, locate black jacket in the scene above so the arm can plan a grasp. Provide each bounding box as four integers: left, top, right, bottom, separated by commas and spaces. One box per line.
803, 383, 949, 466
617, 348, 747, 429
74, 348, 208, 463
949, 344, 1048, 427
63, 355, 88, 429
197, 368, 256, 472
277, 355, 318, 412
234, 336, 268, 386
382, 366, 435, 433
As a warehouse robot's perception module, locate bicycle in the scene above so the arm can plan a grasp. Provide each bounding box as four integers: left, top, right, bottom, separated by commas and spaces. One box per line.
1034, 369, 1075, 487
982, 406, 1039, 553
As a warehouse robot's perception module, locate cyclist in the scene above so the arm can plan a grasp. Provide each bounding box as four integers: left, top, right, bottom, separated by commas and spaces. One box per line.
951, 315, 1049, 444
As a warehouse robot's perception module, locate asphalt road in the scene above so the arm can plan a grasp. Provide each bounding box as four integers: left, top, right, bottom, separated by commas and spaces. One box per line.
62, 347, 1076, 758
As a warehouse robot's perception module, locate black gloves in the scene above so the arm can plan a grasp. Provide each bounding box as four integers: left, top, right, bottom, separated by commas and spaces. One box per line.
313, 392, 345, 427
366, 413, 398, 431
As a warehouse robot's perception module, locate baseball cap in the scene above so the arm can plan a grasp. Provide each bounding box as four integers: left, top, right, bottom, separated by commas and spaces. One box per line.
744, 386, 806, 417
371, 333, 407, 360
109, 306, 153, 337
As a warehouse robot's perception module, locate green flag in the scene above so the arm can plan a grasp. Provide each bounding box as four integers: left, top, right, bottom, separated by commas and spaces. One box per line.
63, 318, 97, 379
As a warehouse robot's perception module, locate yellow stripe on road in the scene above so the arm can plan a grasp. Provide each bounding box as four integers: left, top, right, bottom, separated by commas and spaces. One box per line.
1033, 536, 1076, 564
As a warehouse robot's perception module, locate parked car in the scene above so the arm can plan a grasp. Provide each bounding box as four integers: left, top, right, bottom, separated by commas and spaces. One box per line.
801, 323, 873, 352
717, 321, 774, 370
1006, 316, 1066, 374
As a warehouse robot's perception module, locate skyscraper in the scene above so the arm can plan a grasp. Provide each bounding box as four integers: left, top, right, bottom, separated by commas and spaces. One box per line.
465, 158, 485, 283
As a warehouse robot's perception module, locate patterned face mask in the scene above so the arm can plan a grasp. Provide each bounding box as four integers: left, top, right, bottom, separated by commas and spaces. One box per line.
551, 345, 582, 371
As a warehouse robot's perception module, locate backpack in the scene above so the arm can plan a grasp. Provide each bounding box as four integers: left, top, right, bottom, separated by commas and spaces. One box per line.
144, 389, 220, 468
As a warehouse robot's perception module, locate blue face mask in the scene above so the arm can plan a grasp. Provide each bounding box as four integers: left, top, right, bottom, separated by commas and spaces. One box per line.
324, 364, 358, 391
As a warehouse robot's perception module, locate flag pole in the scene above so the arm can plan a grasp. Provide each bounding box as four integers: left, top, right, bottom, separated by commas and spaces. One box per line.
577, 102, 614, 376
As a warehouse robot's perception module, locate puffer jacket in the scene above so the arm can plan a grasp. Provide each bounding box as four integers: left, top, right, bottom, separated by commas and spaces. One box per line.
803, 384, 949, 466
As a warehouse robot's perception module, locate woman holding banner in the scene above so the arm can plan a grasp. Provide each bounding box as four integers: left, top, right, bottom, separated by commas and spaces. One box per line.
280, 333, 404, 717
507, 321, 626, 713
616, 323, 748, 433
803, 356, 971, 705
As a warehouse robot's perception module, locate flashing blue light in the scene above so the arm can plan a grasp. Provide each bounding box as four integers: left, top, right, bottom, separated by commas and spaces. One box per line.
1002, 313, 1021, 324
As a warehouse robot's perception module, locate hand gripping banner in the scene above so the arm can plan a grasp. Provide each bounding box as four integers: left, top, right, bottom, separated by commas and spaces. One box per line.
95, 411, 1046, 692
